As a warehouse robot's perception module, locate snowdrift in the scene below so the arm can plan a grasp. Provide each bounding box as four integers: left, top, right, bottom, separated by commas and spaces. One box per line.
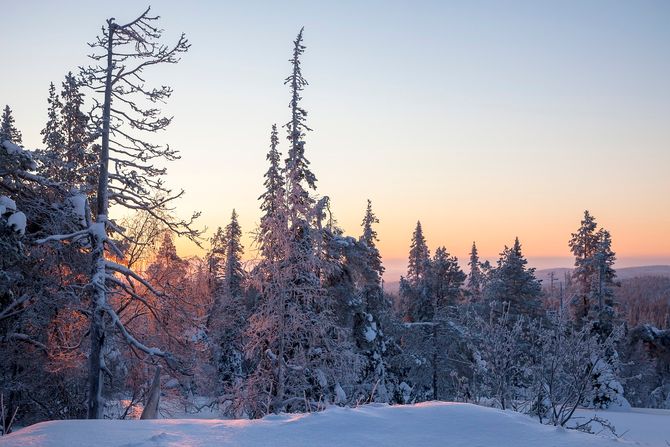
0, 402, 642, 447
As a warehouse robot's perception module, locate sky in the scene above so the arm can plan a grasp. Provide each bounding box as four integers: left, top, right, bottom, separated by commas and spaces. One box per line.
2, 0, 669, 281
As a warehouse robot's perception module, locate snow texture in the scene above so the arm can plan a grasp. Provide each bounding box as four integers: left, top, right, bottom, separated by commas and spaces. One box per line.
0, 195, 17, 214
2, 402, 656, 447
7, 211, 26, 235
1, 140, 22, 155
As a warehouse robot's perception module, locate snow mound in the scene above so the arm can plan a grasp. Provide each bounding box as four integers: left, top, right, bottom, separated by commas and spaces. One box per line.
0, 402, 634, 447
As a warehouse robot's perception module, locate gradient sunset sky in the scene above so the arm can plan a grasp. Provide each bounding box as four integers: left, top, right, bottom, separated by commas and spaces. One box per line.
2, 1, 669, 280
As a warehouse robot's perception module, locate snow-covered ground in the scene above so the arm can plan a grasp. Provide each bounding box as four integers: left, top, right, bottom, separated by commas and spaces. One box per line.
3, 402, 666, 447
573, 407, 670, 446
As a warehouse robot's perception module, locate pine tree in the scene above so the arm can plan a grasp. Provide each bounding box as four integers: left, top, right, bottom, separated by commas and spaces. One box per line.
0, 105, 23, 144
484, 237, 542, 318
467, 241, 483, 296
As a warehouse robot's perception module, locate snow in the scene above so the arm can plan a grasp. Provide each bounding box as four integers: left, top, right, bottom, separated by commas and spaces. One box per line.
0, 402, 649, 447
7, 211, 26, 235
0, 195, 17, 214
1, 140, 22, 155
66, 193, 87, 227
363, 319, 377, 342
573, 407, 670, 446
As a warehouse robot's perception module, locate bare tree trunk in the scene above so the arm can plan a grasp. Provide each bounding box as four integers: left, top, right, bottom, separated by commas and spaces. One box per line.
274, 288, 286, 414
140, 367, 161, 420
432, 323, 438, 401
87, 19, 114, 420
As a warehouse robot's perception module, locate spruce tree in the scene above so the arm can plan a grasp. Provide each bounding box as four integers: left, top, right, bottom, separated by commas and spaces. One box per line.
568, 210, 619, 332
400, 221, 432, 321
257, 124, 287, 265
60, 72, 95, 189
243, 29, 356, 416
284, 27, 316, 224
211, 210, 247, 394
0, 105, 23, 144
430, 246, 465, 311
360, 199, 384, 280
222, 209, 245, 298
485, 237, 542, 318
41, 83, 65, 152
569, 210, 599, 322
467, 241, 483, 296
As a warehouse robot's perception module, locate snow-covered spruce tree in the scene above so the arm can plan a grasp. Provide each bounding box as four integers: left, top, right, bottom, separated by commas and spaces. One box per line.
1, 138, 93, 424
38, 8, 199, 419
60, 72, 97, 190
324, 200, 395, 403
354, 200, 396, 402
0, 106, 22, 145
40, 83, 65, 154
38, 73, 96, 192
484, 237, 542, 319
360, 199, 383, 279
210, 210, 248, 402
568, 212, 624, 408
430, 246, 465, 312
569, 210, 599, 324
467, 241, 483, 298
399, 221, 432, 322
568, 211, 619, 335
592, 228, 618, 335
243, 30, 356, 416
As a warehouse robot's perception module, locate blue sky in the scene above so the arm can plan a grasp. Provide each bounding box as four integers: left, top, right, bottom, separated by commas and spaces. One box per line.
2, 0, 669, 279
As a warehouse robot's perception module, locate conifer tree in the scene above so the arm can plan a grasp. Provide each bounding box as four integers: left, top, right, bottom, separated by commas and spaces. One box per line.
485, 237, 542, 318
41, 83, 65, 152
60, 72, 95, 189
243, 29, 355, 416
467, 241, 483, 296
0, 106, 23, 144
360, 199, 384, 280
209, 210, 247, 394
400, 221, 432, 321
592, 228, 618, 335
222, 209, 245, 298
569, 210, 599, 322
407, 221, 430, 285
568, 211, 619, 331
430, 246, 466, 311
257, 124, 287, 265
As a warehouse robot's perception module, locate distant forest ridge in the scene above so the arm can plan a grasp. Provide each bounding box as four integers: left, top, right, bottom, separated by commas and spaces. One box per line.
383, 265, 670, 294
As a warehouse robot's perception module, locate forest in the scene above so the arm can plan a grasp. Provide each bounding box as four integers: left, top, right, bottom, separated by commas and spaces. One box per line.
1, 7, 669, 438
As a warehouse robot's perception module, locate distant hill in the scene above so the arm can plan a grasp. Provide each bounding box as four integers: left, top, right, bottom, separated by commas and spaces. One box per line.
384, 265, 670, 295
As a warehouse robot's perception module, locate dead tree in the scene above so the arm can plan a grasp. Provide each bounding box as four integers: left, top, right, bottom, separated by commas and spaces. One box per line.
39, 7, 199, 419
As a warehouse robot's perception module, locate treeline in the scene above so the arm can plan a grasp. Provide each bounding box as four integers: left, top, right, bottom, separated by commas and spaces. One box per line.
1, 8, 668, 434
